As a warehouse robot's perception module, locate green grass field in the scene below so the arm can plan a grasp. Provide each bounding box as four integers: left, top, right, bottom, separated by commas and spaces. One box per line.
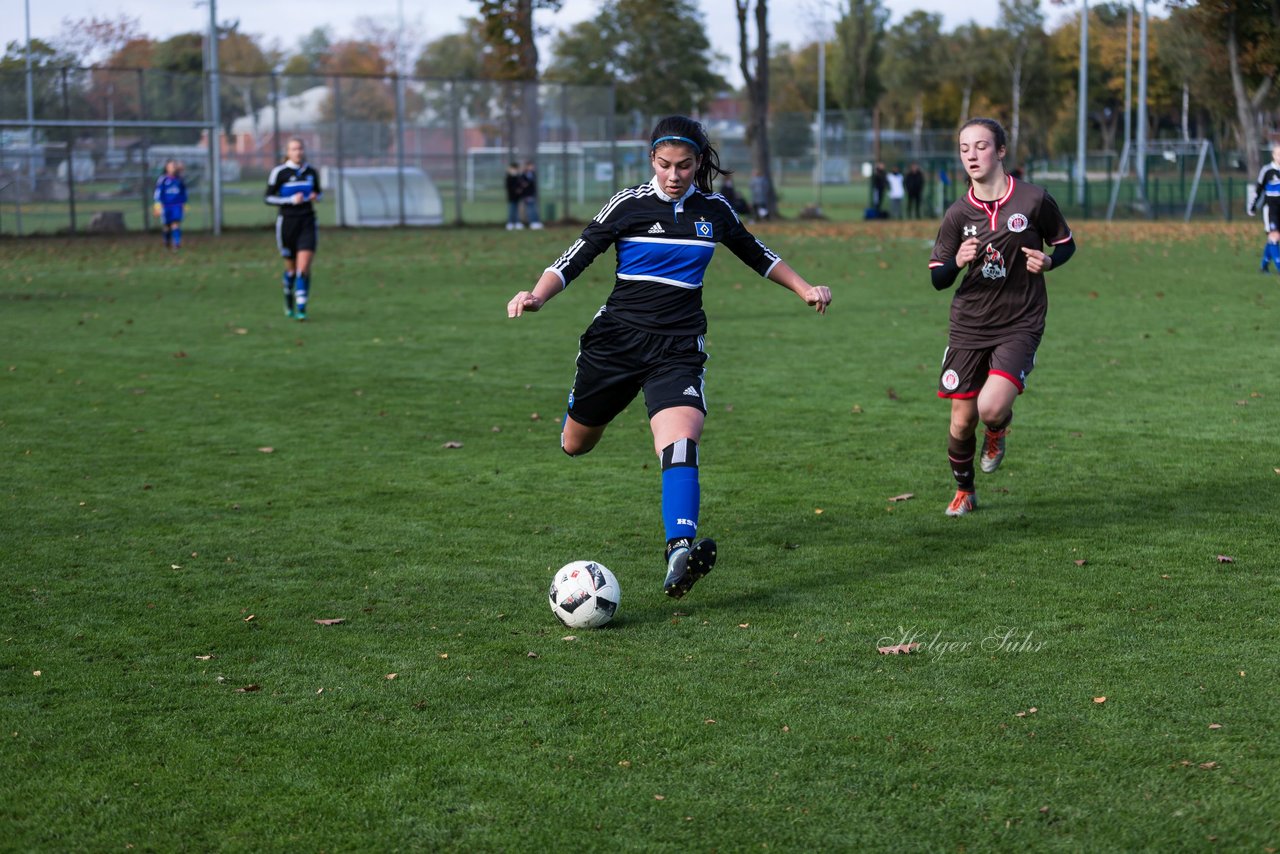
2, 221, 1277, 850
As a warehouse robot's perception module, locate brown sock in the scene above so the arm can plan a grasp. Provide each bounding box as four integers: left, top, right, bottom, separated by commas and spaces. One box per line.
948, 433, 976, 492
985, 414, 1011, 433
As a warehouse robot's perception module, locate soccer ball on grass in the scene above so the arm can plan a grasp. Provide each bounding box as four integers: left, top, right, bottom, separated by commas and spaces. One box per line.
549, 561, 621, 628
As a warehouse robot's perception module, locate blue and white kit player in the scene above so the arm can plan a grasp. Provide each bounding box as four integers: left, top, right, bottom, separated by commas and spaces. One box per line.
265, 138, 322, 319
1250, 143, 1280, 274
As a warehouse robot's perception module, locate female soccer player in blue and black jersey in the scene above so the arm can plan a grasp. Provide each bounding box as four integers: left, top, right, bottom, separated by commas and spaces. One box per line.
507, 115, 832, 599
265, 138, 321, 320
153, 159, 187, 250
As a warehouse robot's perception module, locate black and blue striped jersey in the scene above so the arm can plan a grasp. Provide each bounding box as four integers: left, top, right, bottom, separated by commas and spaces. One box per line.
1251, 162, 1280, 212
544, 177, 781, 335
265, 162, 321, 218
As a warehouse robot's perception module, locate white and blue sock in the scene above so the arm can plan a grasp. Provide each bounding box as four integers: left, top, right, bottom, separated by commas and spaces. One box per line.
661, 438, 699, 551
295, 273, 309, 315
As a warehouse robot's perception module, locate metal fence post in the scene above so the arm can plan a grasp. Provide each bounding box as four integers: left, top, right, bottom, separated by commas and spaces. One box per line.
271, 71, 281, 163
334, 76, 345, 228
61, 67, 76, 234
560, 83, 569, 223
395, 74, 406, 227
138, 68, 149, 231
450, 79, 463, 226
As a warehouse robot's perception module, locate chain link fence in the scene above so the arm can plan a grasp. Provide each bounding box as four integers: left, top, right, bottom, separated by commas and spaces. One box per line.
0, 68, 617, 236
0, 68, 1254, 235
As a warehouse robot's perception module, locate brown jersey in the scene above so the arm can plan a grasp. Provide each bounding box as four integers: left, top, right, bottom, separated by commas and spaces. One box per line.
928, 176, 1072, 347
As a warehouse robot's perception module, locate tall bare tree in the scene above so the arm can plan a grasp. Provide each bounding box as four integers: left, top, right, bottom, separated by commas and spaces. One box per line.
476, 0, 561, 163
997, 0, 1046, 167
735, 0, 775, 214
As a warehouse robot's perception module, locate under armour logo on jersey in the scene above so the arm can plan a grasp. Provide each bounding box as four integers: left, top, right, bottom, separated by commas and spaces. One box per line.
648, 222, 665, 234
694, 219, 713, 239
963, 225, 978, 237
683, 386, 700, 397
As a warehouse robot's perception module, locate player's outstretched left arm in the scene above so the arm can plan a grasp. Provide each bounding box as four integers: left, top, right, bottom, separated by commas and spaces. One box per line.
766, 260, 831, 314
508, 270, 566, 318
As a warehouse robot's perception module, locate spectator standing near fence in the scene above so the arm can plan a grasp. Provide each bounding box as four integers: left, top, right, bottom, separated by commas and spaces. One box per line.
749, 170, 771, 221
521, 161, 543, 230
887, 166, 906, 219
506, 162, 527, 231
904, 162, 925, 219
265, 138, 322, 321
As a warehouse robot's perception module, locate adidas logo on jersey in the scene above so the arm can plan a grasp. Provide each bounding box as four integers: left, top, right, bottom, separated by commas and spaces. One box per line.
648, 222, 665, 234
683, 386, 700, 397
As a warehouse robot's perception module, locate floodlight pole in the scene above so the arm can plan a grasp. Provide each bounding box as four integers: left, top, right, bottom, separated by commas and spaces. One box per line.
816, 38, 825, 213
22, 0, 33, 230
1123, 3, 1132, 171
1136, 0, 1148, 207
207, 0, 223, 235
1075, 0, 1088, 206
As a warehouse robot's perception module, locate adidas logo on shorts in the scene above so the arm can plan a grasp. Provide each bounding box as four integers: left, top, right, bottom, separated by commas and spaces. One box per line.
683, 386, 700, 397
648, 222, 665, 234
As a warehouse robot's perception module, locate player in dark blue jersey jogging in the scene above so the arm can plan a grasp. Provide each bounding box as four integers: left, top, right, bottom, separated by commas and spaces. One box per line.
1249, 143, 1280, 274
507, 115, 832, 599
265, 138, 322, 320
153, 159, 187, 250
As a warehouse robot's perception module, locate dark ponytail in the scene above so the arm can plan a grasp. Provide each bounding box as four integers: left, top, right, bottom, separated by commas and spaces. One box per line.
649, 115, 731, 193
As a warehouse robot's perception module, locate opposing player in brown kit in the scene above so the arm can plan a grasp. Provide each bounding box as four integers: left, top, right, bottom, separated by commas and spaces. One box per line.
927, 118, 1077, 516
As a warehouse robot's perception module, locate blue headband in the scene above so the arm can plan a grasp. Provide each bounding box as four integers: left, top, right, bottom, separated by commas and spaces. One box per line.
651, 135, 702, 154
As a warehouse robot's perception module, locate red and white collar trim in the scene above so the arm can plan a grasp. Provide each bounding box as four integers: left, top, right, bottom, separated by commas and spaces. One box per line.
966, 175, 1017, 231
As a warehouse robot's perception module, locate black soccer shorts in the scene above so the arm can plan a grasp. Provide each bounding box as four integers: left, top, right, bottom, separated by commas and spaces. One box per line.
276, 214, 318, 258
565, 310, 708, 427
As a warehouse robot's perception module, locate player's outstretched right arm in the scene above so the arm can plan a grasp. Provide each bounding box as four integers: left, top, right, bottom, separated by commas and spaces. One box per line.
507, 270, 566, 318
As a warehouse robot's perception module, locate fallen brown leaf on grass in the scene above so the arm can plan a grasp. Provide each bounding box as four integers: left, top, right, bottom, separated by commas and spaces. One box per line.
886, 387, 899, 401
1014, 707, 1039, 717
1216, 555, 1234, 563
878, 642, 920, 655
1093, 696, 1107, 704
1208, 723, 1222, 730
314, 618, 345, 626
243, 614, 255, 622
385, 673, 398, 680
737, 623, 750, 629
530, 412, 541, 421
256, 446, 274, 454
236, 684, 261, 693
195, 655, 214, 661
562, 635, 577, 642
888, 493, 915, 503
526, 651, 538, 658
1199, 761, 1218, 771
442, 441, 463, 449
1073, 559, 1087, 566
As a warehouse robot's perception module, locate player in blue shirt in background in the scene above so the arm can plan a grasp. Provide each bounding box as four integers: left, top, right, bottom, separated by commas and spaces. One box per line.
153, 159, 187, 251
507, 115, 832, 600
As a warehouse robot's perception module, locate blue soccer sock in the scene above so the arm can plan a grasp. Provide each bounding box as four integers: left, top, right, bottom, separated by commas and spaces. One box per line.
660, 438, 700, 546
295, 273, 309, 316
1269, 240, 1280, 268
282, 271, 296, 314
172, 226, 181, 248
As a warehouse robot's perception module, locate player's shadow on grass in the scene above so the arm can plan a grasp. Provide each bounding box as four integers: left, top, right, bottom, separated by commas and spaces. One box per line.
685, 471, 1277, 613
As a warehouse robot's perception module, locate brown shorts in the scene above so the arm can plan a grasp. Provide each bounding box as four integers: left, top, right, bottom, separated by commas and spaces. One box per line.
938, 335, 1040, 399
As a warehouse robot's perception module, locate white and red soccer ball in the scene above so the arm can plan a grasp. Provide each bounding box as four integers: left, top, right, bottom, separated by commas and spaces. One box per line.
549, 561, 621, 628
